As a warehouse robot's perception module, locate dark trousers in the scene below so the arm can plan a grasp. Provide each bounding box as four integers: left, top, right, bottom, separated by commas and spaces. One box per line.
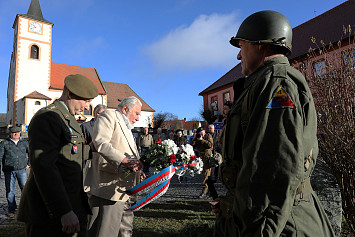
140, 147, 150, 173
206, 176, 218, 200
25, 218, 88, 237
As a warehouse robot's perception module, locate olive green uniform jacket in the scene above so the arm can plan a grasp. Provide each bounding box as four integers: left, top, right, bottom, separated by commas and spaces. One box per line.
191, 134, 213, 164
218, 56, 334, 236
18, 100, 91, 225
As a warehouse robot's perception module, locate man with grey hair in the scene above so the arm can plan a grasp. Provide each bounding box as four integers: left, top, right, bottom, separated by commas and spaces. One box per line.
81, 104, 107, 145
208, 124, 218, 150
84, 96, 145, 237
153, 128, 166, 142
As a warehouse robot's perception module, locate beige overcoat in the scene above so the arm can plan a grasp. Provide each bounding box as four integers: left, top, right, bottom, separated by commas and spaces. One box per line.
84, 109, 140, 202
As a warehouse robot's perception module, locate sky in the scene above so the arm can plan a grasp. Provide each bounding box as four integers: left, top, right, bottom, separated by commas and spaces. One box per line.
0, 0, 347, 120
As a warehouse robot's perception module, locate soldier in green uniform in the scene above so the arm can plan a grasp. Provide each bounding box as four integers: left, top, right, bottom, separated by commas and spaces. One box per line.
17, 74, 98, 237
191, 127, 214, 198
212, 10, 335, 236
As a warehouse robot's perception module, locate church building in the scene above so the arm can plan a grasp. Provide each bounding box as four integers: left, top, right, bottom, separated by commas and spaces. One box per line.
6, 0, 154, 133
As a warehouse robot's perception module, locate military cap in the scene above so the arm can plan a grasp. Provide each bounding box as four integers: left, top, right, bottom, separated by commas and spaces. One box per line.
64, 74, 98, 99
9, 126, 21, 133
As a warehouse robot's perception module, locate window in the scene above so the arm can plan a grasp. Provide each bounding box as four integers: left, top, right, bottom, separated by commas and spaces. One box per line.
30, 45, 39, 59
84, 105, 93, 116
223, 92, 231, 104
313, 60, 326, 78
211, 96, 218, 111
35, 101, 41, 105
342, 49, 355, 68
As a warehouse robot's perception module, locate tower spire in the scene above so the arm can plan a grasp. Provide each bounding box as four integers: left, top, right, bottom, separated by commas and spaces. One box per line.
27, 0, 44, 20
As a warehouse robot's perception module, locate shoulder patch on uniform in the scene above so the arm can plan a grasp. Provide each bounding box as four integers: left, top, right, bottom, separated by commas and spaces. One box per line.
267, 86, 295, 108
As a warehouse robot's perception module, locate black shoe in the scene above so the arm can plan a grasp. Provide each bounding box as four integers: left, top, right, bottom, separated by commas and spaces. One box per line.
209, 192, 218, 200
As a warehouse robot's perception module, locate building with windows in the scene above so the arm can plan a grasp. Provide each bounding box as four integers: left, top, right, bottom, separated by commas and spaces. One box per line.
289, 0, 355, 80
161, 118, 202, 134
6, 0, 154, 133
199, 0, 355, 113
199, 63, 242, 116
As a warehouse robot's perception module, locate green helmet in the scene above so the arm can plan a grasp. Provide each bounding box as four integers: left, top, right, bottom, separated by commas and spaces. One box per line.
230, 10, 292, 56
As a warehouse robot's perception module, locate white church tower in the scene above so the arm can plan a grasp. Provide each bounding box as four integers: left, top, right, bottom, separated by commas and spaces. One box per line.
7, 0, 53, 127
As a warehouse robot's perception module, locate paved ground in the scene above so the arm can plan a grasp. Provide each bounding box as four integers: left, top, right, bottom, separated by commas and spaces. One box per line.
0, 162, 341, 236
0, 168, 226, 225
148, 168, 226, 202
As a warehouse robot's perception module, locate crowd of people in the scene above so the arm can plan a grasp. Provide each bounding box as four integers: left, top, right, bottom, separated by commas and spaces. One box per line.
0, 9, 336, 237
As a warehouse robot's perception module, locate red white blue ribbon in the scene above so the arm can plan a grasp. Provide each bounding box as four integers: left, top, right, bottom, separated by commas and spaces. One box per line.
125, 163, 196, 211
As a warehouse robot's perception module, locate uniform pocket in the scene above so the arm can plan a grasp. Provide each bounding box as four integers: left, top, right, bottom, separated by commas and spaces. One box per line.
220, 195, 234, 219
221, 166, 238, 190
61, 133, 83, 163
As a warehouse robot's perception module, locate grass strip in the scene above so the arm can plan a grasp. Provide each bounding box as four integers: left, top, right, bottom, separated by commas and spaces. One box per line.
1, 200, 354, 237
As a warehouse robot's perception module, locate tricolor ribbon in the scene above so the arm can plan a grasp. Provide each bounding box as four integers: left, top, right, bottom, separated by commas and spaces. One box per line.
125, 163, 196, 211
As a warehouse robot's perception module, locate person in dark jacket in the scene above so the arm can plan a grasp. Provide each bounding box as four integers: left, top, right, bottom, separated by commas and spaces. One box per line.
0, 126, 29, 218
173, 129, 187, 147
153, 128, 166, 142
17, 74, 98, 237
80, 104, 106, 145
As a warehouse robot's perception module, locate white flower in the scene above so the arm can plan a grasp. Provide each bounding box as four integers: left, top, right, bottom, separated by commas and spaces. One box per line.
162, 139, 179, 156
194, 157, 204, 174
188, 169, 195, 177
172, 146, 179, 154
145, 138, 202, 178
183, 144, 195, 156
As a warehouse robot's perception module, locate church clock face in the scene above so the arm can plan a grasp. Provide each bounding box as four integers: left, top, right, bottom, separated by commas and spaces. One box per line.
29, 21, 42, 34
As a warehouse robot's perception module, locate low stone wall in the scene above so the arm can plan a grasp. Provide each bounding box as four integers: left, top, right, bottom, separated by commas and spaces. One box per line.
312, 157, 342, 236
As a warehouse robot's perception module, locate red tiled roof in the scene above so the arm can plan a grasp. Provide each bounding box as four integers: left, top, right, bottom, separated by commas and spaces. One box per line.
183, 120, 203, 130
291, 0, 355, 60
102, 81, 155, 112
199, 63, 242, 95
23, 91, 51, 100
161, 120, 202, 131
50, 62, 106, 94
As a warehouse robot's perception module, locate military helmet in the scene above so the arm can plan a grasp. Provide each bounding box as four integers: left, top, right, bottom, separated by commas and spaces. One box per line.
230, 10, 292, 56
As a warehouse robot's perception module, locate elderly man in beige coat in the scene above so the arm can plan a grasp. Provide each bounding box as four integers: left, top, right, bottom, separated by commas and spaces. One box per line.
84, 96, 144, 237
